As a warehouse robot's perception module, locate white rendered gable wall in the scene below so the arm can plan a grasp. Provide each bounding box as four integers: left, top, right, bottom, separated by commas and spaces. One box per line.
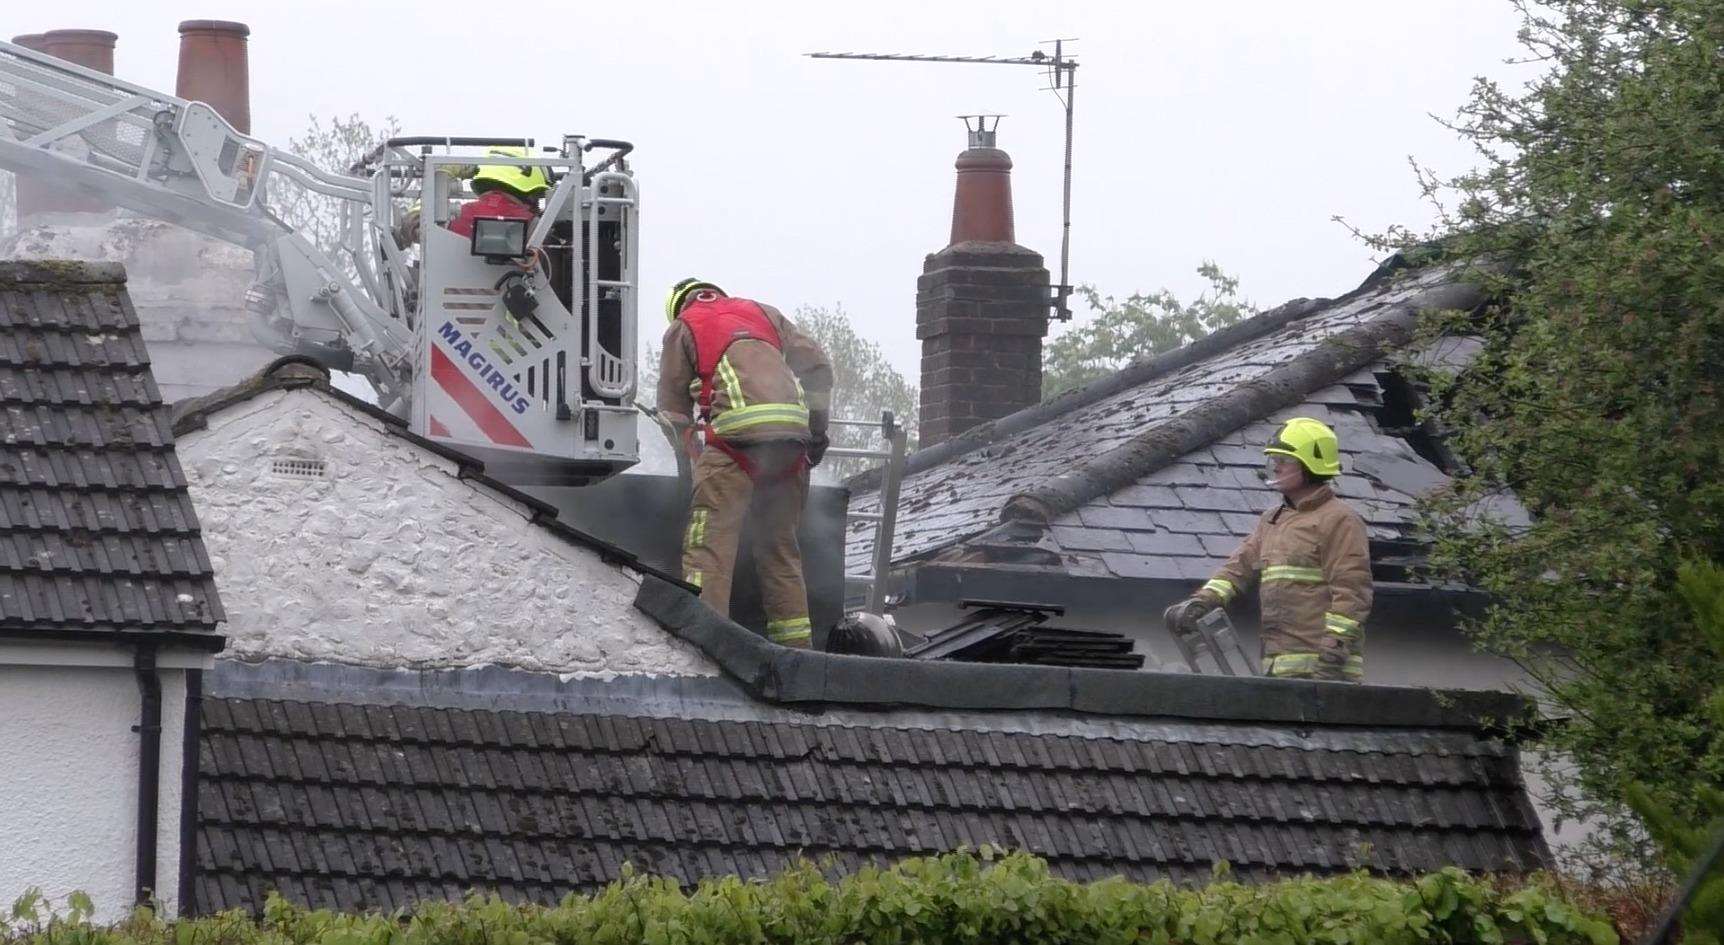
177, 388, 717, 678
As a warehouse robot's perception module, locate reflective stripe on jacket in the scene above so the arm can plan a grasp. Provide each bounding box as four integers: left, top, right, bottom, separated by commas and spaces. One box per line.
657, 300, 834, 446
1196, 485, 1373, 659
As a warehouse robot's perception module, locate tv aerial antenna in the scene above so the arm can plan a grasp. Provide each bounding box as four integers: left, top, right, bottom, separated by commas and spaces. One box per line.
808, 40, 1079, 319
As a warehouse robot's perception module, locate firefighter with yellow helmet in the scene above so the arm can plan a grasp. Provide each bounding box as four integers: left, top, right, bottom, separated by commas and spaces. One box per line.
448, 146, 550, 239
391, 146, 550, 245
1176, 417, 1373, 682
658, 278, 834, 647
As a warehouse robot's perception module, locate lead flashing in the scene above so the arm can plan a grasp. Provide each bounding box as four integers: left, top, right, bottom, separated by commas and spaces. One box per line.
632, 575, 1528, 733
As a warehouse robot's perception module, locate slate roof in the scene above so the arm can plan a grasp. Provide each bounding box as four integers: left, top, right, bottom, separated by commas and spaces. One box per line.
0, 261, 223, 645
845, 263, 1505, 590
185, 579, 1549, 914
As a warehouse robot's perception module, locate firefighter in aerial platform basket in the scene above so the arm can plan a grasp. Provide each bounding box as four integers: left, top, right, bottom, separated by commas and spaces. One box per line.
392, 146, 548, 245
446, 146, 548, 239
392, 147, 549, 312
1174, 417, 1374, 681
658, 278, 835, 647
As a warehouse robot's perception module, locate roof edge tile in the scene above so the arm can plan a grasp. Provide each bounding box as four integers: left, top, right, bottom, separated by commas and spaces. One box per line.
0, 260, 127, 284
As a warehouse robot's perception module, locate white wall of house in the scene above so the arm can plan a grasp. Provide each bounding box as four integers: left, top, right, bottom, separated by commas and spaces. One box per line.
177, 388, 719, 679
0, 649, 202, 922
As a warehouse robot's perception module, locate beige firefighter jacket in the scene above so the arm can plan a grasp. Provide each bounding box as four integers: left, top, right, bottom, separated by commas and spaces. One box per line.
1194, 485, 1373, 665
657, 302, 834, 445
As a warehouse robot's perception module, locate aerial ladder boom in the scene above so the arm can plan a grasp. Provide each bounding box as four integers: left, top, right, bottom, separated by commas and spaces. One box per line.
0, 39, 412, 401
0, 39, 641, 484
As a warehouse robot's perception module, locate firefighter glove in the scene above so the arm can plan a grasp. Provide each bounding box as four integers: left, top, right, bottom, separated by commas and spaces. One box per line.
807, 432, 830, 468
1177, 596, 1216, 631
1318, 635, 1349, 668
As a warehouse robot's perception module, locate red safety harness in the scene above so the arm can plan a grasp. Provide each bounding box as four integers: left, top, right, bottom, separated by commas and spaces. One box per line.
680, 297, 808, 483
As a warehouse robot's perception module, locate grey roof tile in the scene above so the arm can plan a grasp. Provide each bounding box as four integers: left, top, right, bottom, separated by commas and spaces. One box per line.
1096, 553, 1196, 581
1074, 504, 1159, 530
1108, 484, 1181, 508
1124, 530, 1206, 557
1152, 509, 1230, 535
194, 683, 1545, 914
846, 268, 1520, 594
1049, 525, 1132, 553
0, 265, 222, 640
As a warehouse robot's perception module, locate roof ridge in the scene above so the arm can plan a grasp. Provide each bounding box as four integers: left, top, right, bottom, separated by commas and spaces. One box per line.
997, 277, 1487, 526
849, 253, 1459, 495
847, 296, 1331, 494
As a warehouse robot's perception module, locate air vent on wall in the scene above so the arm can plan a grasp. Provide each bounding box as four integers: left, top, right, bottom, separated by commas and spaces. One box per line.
270, 457, 326, 480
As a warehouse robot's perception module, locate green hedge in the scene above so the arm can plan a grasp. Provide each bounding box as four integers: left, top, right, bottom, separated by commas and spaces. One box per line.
6, 853, 1619, 945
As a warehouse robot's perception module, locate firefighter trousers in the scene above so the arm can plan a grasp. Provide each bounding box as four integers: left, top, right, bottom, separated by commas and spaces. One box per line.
681, 441, 813, 647
1260, 627, 1364, 682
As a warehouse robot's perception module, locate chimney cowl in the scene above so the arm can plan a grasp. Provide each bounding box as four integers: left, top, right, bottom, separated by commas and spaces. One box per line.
176, 19, 251, 134
947, 118, 1017, 246
11, 34, 48, 50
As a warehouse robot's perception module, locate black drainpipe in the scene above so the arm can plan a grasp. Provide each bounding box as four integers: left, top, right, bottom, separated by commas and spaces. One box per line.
133, 644, 162, 908
177, 670, 203, 916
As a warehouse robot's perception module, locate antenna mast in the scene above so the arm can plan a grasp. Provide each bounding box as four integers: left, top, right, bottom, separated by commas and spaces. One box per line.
808, 41, 1079, 319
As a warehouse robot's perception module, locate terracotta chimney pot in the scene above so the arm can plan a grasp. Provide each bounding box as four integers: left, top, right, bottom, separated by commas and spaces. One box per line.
38, 29, 118, 73
176, 20, 251, 133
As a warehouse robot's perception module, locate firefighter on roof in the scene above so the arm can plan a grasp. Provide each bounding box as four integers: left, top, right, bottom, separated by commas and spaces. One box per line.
658, 278, 834, 647
1176, 417, 1373, 681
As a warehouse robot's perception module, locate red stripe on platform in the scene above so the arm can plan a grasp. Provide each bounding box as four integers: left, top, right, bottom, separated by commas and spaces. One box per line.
430, 345, 531, 448
429, 415, 451, 438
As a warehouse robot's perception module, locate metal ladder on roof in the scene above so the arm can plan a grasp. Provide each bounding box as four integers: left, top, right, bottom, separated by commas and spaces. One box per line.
1163, 601, 1259, 675
829, 410, 908, 616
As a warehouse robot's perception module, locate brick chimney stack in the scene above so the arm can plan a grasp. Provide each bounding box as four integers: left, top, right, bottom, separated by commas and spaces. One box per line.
12, 30, 119, 219
176, 20, 251, 133
915, 119, 1050, 448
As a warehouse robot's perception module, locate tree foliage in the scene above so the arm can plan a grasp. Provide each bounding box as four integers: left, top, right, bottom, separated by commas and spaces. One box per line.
2, 852, 1619, 945
1042, 262, 1255, 399
1405, 0, 1724, 860
1623, 560, 1724, 944
275, 113, 400, 274
789, 304, 918, 480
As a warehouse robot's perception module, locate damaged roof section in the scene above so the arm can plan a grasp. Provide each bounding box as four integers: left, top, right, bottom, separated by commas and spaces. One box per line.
0, 261, 223, 646
847, 263, 1505, 588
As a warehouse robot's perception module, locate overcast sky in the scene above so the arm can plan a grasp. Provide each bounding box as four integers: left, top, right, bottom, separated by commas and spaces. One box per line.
18, 1, 1532, 378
